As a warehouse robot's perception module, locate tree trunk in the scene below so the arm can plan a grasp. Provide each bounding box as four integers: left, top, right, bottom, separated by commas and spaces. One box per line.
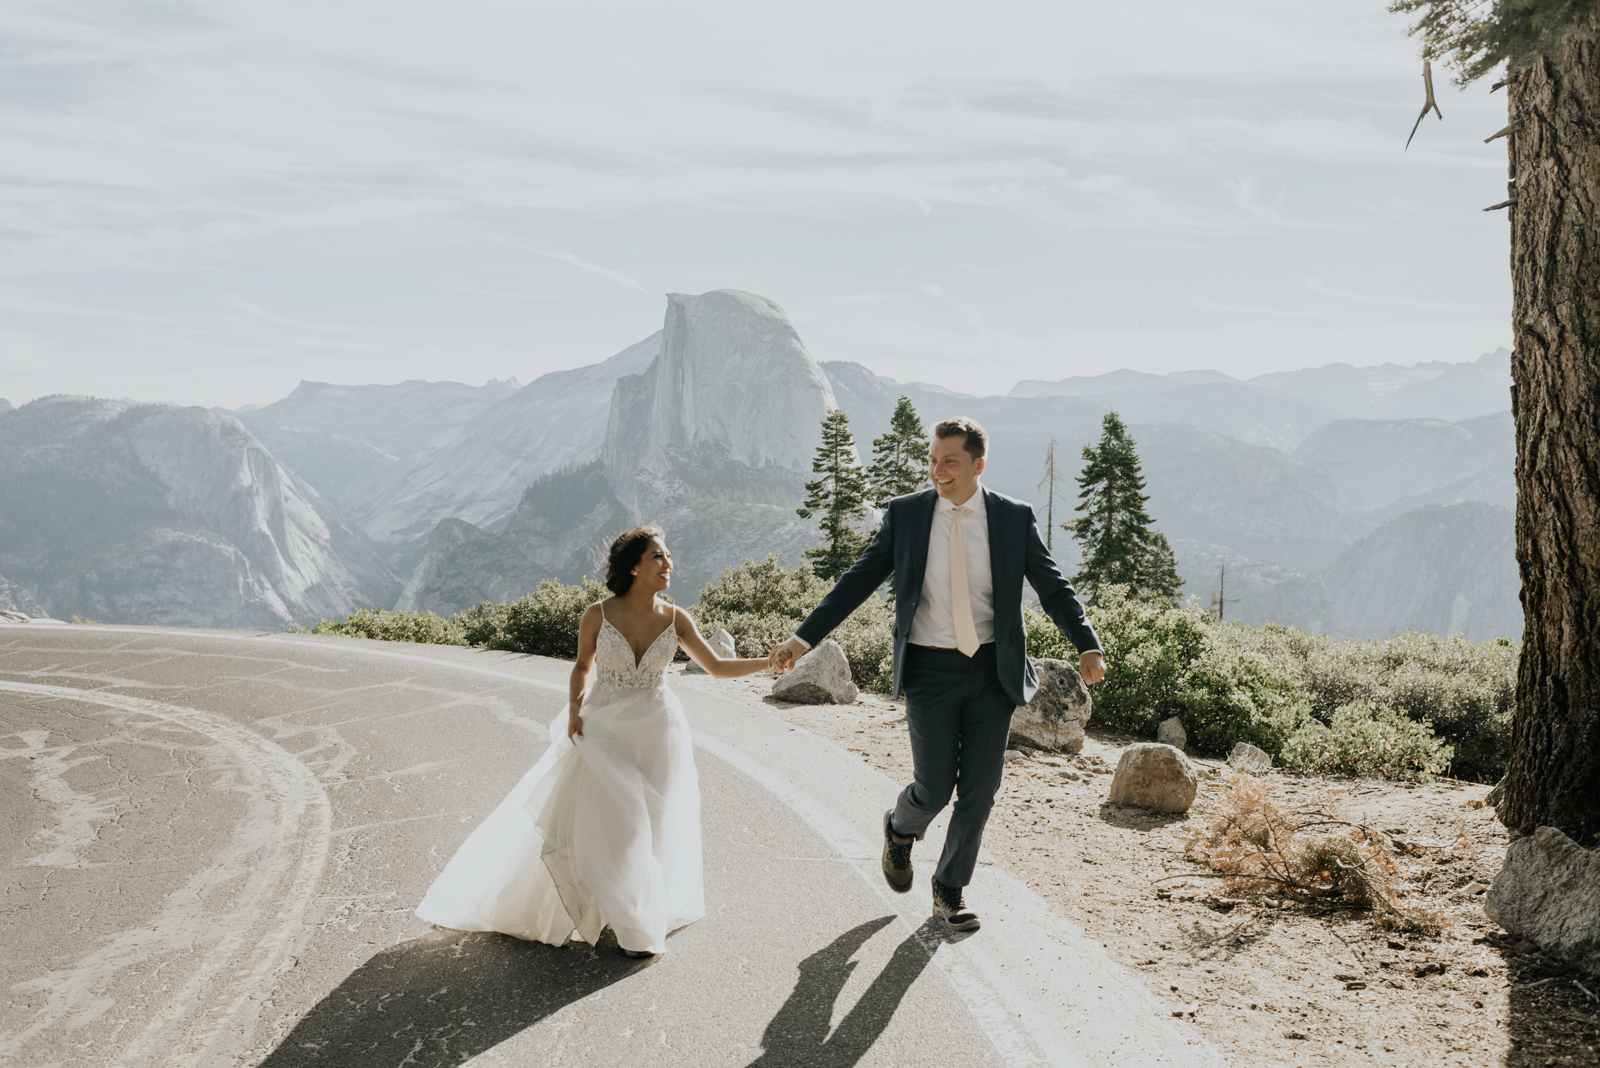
1500, 13, 1600, 843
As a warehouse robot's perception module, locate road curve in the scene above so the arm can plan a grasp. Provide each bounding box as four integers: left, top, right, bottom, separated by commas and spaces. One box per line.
0, 625, 1225, 1067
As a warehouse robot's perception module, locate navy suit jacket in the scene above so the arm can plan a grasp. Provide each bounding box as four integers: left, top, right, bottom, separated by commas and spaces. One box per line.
795, 485, 1101, 707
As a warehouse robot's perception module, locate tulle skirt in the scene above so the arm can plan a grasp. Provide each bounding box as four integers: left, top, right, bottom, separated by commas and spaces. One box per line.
415, 682, 704, 954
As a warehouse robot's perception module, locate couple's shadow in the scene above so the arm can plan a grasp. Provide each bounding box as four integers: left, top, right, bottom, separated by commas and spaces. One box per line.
255, 926, 651, 1067
256, 916, 957, 1067
748, 915, 967, 1067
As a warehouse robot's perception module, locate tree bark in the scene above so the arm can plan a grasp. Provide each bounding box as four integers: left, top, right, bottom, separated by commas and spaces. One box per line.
1500, 13, 1600, 843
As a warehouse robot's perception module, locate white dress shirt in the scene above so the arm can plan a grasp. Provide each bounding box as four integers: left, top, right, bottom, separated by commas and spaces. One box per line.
909, 489, 995, 649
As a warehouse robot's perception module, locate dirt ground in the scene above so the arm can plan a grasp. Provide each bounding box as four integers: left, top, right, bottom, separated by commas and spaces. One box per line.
685, 668, 1600, 1068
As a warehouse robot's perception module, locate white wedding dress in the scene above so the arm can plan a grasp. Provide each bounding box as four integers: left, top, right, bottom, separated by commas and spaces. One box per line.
415, 610, 704, 954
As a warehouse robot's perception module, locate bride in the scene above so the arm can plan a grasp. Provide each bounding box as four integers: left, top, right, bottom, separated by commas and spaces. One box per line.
415, 526, 775, 957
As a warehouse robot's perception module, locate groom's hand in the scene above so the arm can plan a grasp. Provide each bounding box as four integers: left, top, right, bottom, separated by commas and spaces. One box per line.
1079, 650, 1107, 685
770, 637, 808, 673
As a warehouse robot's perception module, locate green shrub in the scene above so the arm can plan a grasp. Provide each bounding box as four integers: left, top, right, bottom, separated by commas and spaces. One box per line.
1068, 586, 1306, 756
471, 578, 611, 658
1280, 699, 1454, 782
312, 608, 467, 646
693, 554, 830, 618
1177, 625, 1312, 757
829, 595, 894, 688
1224, 624, 1516, 782
872, 653, 896, 694
694, 610, 799, 660
453, 599, 511, 648
691, 555, 889, 687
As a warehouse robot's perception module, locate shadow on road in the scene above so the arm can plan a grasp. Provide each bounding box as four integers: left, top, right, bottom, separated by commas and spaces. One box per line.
747, 915, 964, 1068
256, 927, 647, 1067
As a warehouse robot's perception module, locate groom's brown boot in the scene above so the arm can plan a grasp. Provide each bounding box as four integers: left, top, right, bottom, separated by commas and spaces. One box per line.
882, 810, 914, 893
932, 877, 980, 931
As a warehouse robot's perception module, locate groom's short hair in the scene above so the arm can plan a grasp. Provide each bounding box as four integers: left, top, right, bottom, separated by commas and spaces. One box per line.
934, 417, 988, 461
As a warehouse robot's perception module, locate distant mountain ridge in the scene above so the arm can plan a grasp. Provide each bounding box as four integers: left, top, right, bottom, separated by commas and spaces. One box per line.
1013, 348, 1510, 423
2, 294, 1521, 639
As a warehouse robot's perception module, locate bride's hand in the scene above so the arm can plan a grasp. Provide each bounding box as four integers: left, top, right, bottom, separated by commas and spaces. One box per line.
567, 713, 583, 741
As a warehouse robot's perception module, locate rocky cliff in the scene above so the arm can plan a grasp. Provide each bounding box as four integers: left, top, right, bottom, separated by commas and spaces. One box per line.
603, 291, 837, 513
1292, 413, 1514, 519
398, 292, 831, 613
351, 333, 661, 546
0, 397, 398, 628
1177, 502, 1519, 641
0, 573, 46, 617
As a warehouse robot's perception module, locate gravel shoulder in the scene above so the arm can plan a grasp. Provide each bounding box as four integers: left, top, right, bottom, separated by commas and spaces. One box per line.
685, 666, 1600, 1068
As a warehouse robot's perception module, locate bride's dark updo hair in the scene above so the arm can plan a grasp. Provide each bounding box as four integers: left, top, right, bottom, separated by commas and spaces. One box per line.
605, 526, 665, 595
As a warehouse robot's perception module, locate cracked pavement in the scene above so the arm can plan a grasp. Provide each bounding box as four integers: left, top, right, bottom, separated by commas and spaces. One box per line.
1, 625, 1225, 1067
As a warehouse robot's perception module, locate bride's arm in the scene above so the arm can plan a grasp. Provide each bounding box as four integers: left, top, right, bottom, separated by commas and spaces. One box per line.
567, 604, 603, 739
674, 608, 775, 679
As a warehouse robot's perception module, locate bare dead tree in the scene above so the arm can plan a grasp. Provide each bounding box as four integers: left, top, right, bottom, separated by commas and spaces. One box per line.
1038, 437, 1064, 554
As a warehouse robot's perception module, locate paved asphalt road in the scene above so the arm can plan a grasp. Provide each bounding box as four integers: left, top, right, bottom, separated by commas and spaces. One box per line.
0, 625, 1226, 1068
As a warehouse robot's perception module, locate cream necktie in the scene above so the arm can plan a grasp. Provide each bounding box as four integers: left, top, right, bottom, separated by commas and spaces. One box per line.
948, 505, 980, 657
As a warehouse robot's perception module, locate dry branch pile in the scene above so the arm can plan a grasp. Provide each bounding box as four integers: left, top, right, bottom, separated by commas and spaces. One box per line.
1180, 774, 1447, 932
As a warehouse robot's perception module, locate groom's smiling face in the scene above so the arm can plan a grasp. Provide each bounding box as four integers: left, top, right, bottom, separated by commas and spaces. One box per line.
928, 434, 985, 505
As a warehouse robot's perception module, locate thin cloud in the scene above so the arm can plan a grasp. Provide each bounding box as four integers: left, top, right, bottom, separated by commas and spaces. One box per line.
540, 250, 647, 293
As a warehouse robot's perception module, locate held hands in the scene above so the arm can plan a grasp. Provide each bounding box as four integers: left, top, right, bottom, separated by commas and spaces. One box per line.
768, 637, 808, 674
1079, 650, 1107, 685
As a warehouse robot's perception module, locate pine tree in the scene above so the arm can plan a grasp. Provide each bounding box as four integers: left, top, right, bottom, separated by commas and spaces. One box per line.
865, 396, 929, 507
798, 408, 870, 580
1066, 412, 1183, 602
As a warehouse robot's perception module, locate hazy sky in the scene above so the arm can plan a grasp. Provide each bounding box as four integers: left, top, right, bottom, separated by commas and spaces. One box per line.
3, 1, 1513, 409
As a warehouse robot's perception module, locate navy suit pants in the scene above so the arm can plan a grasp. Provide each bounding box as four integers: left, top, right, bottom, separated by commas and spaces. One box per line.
890, 643, 1015, 888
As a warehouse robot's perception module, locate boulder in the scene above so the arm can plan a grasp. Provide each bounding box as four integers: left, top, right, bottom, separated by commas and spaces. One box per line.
1107, 744, 1199, 814
1157, 717, 1187, 750
1484, 826, 1600, 977
1227, 742, 1273, 774
684, 628, 736, 675
1011, 658, 1092, 753
772, 639, 858, 705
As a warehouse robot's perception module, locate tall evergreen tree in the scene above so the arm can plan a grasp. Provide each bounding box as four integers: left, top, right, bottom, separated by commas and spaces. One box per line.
1066, 413, 1182, 602
865, 396, 929, 507
1390, 1, 1600, 841
797, 408, 870, 580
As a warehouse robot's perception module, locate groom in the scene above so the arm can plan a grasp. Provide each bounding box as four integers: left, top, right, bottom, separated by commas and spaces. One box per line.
772, 417, 1106, 931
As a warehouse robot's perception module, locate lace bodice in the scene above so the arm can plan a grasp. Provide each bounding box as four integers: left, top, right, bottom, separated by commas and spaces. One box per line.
594, 615, 678, 692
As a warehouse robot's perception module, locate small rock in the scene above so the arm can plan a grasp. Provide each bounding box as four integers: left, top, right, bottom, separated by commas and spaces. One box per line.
1486, 825, 1600, 977
1107, 743, 1199, 814
1227, 742, 1273, 774
1284, 1031, 1310, 1040
1344, 981, 1368, 990
1059, 769, 1081, 782
771, 639, 859, 705
1004, 749, 1024, 763
684, 628, 736, 674
1156, 717, 1186, 750
1452, 880, 1490, 897
1414, 962, 1447, 978
1011, 658, 1092, 752
1171, 1003, 1197, 1017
